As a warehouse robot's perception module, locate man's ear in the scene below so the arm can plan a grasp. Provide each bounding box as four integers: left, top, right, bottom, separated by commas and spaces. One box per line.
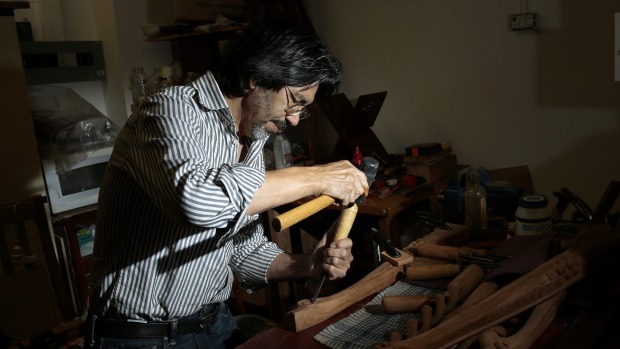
248, 79, 256, 89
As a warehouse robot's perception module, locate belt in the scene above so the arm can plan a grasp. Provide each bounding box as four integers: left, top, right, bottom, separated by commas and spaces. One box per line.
92, 313, 216, 339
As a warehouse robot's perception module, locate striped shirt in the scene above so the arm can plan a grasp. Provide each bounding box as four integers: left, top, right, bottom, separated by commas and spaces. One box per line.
89, 72, 283, 320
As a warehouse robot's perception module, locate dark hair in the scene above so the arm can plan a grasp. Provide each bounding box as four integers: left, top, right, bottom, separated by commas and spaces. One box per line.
219, 20, 342, 99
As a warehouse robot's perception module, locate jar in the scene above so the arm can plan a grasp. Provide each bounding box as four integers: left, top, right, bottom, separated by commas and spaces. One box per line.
515, 195, 551, 236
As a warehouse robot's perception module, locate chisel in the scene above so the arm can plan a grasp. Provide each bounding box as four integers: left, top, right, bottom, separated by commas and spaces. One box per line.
311, 203, 358, 303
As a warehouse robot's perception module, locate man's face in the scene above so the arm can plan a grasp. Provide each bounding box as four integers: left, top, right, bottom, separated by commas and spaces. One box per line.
249, 83, 319, 139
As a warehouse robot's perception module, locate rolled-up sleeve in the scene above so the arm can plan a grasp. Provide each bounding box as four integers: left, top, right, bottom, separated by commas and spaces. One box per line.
127, 90, 266, 230
230, 219, 284, 289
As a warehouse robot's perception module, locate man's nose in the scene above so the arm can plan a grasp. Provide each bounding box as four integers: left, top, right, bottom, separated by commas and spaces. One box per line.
285, 113, 300, 126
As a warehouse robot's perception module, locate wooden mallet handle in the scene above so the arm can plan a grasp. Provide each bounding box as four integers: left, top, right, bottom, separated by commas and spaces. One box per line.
272, 195, 335, 232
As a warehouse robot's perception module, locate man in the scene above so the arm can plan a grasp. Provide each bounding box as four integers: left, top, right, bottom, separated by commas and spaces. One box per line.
86, 20, 368, 349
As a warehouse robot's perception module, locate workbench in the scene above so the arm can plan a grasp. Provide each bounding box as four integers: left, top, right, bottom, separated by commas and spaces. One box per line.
244, 225, 620, 349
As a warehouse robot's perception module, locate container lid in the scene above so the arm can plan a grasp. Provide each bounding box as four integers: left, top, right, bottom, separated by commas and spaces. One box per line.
518, 195, 548, 208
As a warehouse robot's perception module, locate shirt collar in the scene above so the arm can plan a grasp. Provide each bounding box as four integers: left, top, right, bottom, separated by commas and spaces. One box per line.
192, 71, 229, 111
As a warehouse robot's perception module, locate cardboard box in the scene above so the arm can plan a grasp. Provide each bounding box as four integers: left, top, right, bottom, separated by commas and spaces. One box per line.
148, 0, 248, 24
406, 154, 458, 182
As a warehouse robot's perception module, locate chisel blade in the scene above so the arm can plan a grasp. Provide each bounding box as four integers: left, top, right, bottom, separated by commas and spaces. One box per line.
311, 275, 326, 303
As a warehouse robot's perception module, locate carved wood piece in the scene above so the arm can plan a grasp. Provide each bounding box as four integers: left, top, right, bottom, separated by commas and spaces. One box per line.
405, 264, 461, 280
284, 262, 403, 332
376, 226, 620, 349
430, 293, 447, 326
415, 242, 461, 261
478, 292, 564, 349
284, 215, 469, 332
406, 318, 418, 338
460, 281, 498, 309
381, 295, 430, 313
456, 326, 508, 349
390, 332, 403, 342
446, 264, 485, 311
444, 281, 499, 323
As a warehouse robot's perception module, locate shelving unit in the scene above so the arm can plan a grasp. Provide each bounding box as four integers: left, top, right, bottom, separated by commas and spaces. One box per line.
52, 208, 97, 314
145, 25, 246, 79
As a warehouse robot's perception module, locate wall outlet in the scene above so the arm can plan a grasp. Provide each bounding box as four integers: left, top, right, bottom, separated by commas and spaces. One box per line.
510, 13, 537, 31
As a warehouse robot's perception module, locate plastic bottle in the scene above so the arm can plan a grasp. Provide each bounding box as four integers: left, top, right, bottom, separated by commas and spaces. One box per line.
464, 170, 487, 231
129, 67, 148, 105
273, 132, 293, 169
515, 195, 551, 236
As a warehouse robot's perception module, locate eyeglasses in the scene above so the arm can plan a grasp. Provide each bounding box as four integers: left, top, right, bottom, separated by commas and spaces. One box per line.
284, 86, 310, 120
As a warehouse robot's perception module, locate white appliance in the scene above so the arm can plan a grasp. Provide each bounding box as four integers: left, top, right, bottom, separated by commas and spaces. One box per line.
23, 41, 114, 216
42, 146, 112, 215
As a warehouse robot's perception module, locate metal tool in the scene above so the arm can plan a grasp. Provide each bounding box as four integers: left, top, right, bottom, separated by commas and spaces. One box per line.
415, 210, 451, 231
356, 156, 379, 204
370, 227, 401, 266
552, 187, 594, 223
311, 203, 358, 303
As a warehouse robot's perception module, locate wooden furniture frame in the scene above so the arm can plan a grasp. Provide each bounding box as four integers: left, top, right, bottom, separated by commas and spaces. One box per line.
0, 195, 75, 340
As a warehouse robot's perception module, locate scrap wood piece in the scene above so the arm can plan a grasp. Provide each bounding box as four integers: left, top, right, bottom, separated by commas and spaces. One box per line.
285, 262, 403, 332
375, 226, 620, 349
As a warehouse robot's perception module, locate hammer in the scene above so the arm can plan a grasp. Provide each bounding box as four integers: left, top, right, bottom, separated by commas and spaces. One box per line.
271, 156, 379, 232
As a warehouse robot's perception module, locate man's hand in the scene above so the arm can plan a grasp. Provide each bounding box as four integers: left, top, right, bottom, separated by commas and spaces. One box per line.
310, 223, 354, 280
312, 160, 368, 206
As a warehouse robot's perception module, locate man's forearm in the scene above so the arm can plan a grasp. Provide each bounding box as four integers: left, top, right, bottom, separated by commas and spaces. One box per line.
248, 167, 320, 216
266, 252, 318, 282
247, 160, 369, 216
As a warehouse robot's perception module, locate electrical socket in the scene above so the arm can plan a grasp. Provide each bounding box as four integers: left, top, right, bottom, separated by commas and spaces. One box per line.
510, 13, 537, 31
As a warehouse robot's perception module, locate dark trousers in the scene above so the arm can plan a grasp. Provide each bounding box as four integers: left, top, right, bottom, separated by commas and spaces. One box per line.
86, 303, 243, 349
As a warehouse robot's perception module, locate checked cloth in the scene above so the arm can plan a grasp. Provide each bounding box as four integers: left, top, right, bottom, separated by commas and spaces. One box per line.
314, 281, 443, 349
